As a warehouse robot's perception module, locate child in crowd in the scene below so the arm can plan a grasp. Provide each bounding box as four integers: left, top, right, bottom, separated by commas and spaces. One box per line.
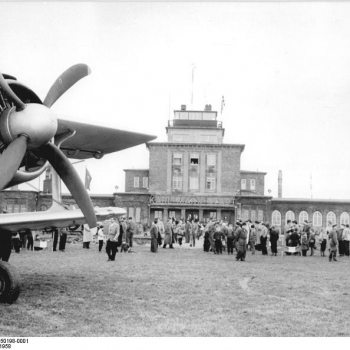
97, 224, 105, 252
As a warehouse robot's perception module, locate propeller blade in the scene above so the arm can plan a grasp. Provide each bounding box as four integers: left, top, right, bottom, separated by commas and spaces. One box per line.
0, 72, 26, 111
43, 64, 91, 108
38, 142, 97, 229
0, 135, 28, 190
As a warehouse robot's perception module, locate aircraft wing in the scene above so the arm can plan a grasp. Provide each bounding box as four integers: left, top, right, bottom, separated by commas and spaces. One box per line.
56, 116, 157, 160
0, 207, 126, 233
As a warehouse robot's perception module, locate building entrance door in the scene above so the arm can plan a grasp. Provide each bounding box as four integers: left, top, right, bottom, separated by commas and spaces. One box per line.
185, 210, 199, 221
222, 210, 234, 224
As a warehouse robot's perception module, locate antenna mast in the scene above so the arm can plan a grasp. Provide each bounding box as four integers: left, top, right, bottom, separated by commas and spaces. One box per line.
191, 63, 195, 107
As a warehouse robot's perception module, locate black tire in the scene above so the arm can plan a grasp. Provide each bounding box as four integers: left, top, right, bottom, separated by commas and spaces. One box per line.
0, 261, 21, 304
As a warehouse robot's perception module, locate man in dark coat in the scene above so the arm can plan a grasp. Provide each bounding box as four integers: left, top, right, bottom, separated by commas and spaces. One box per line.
234, 223, 247, 261
269, 225, 279, 256
150, 218, 159, 253
59, 227, 68, 252
260, 223, 268, 256
329, 224, 338, 262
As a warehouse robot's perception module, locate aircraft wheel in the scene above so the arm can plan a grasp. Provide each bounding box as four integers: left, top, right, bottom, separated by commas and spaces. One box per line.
0, 261, 21, 304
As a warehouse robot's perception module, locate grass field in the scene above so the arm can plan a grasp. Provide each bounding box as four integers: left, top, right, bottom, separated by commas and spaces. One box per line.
1, 238, 350, 337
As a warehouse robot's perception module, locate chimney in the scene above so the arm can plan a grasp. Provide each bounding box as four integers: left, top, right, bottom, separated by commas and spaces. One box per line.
278, 170, 282, 198
181, 105, 186, 111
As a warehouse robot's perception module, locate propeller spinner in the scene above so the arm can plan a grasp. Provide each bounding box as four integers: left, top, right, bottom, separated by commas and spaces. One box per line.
0, 64, 97, 229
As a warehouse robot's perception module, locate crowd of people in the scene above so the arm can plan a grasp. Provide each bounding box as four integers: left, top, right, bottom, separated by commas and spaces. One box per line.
145, 216, 350, 262
8, 214, 350, 265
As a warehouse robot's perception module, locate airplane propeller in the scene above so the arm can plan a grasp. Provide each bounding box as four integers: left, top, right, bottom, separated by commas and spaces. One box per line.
0, 64, 97, 229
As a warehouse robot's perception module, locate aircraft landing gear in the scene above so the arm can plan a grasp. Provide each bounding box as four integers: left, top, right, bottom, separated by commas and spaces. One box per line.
0, 261, 21, 304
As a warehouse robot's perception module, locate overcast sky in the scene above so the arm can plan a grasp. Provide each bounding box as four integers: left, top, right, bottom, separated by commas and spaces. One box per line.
1, 2, 350, 200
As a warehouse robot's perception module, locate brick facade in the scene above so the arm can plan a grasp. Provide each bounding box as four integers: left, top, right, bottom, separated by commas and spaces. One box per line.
124, 169, 149, 193
271, 198, 350, 232
240, 171, 266, 196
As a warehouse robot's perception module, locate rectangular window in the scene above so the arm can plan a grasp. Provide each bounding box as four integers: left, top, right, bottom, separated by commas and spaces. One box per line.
241, 179, 246, 190
169, 211, 176, 219
133, 177, 139, 188
142, 177, 148, 188
20, 204, 27, 213
154, 210, 163, 221
250, 179, 256, 190
258, 210, 264, 222
242, 209, 249, 222
128, 207, 134, 219
135, 207, 141, 223
207, 154, 216, 166
189, 177, 199, 190
188, 112, 202, 120
251, 209, 256, 222
190, 153, 199, 165
6, 203, 13, 213
209, 211, 217, 220
173, 153, 182, 165
206, 177, 216, 190
173, 176, 182, 190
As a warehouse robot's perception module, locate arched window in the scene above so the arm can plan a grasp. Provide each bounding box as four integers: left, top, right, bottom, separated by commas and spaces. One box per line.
313, 211, 322, 226
272, 210, 281, 225
299, 211, 309, 225
340, 212, 350, 225
326, 211, 336, 225
285, 210, 295, 224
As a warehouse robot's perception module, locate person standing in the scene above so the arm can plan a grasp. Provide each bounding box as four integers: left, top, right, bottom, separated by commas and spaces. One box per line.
126, 217, 136, 248
185, 219, 192, 244
290, 228, 300, 255
337, 224, 345, 257
208, 219, 217, 254
142, 219, 149, 236
214, 223, 223, 254
343, 224, 350, 257
234, 222, 247, 261
0, 229, 13, 262
12, 232, 21, 253
249, 224, 257, 255
308, 230, 316, 256
59, 227, 68, 252
83, 224, 93, 249
26, 229, 34, 251
163, 218, 174, 249
106, 218, 120, 261
269, 225, 279, 256
97, 225, 105, 252
260, 223, 268, 256
52, 228, 59, 252
150, 218, 159, 253
191, 219, 199, 247
203, 227, 210, 252
300, 232, 309, 257
328, 224, 338, 262
319, 227, 327, 257
226, 224, 235, 255
157, 218, 164, 247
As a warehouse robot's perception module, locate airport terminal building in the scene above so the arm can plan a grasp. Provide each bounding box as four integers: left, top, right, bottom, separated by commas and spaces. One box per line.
1, 105, 350, 232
